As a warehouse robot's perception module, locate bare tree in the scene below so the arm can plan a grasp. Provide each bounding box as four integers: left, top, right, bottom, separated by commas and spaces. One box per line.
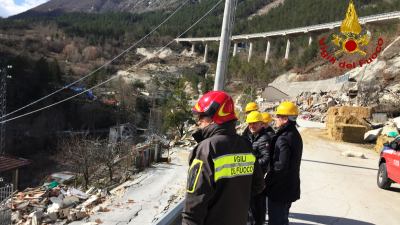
115, 77, 137, 124
59, 134, 98, 189
96, 141, 130, 182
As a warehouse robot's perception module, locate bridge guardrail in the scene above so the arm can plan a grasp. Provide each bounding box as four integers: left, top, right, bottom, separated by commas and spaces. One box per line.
176, 11, 400, 42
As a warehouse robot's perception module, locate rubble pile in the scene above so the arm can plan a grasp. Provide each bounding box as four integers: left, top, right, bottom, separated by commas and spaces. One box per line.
294, 78, 400, 123
11, 183, 107, 225
326, 106, 372, 143
294, 90, 400, 147
296, 91, 341, 122
169, 124, 197, 148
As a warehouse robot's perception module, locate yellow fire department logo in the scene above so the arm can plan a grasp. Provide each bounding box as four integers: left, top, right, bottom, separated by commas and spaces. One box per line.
319, 0, 384, 70
332, 0, 370, 56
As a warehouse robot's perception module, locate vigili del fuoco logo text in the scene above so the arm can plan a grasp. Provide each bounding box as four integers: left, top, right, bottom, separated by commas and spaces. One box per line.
319, 0, 384, 70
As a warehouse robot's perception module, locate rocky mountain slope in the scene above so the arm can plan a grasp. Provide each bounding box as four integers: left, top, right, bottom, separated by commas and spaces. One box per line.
28, 0, 184, 14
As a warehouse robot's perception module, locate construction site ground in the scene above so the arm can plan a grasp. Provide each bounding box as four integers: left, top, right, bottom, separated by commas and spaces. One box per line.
69, 148, 189, 225
290, 127, 400, 225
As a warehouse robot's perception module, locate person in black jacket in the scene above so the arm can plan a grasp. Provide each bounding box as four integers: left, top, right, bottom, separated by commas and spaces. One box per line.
261, 112, 276, 137
245, 111, 273, 174
182, 91, 265, 225
245, 111, 274, 225
242, 102, 259, 140
265, 101, 303, 225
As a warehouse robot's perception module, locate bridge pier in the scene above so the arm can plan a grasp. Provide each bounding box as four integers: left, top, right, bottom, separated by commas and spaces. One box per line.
191, 44, 195, 55
203, 43, 208, 63
265, 40, 271, 64
308, 36, 313, 46
248, 42, 253, 62
233, 43, 238, 57
285, 39, 291, 60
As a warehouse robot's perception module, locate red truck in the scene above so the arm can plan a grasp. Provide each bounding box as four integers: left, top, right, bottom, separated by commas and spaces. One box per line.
377, 137, 400, 189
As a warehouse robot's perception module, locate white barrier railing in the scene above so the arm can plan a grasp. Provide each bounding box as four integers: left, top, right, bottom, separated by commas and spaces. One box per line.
152, 199, 184, 225
176, 11, 400, 42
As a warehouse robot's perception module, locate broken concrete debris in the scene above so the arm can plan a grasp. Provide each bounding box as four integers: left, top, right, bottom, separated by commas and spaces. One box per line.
294, 91, 399, 146
11, 184, 107, 225
296, 91, 341, 123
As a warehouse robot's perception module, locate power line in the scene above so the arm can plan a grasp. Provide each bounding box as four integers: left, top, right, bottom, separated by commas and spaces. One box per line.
0, 0, 191, 120
0, 0, 224, 125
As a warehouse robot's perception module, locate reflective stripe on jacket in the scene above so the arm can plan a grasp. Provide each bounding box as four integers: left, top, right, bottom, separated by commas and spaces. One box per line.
182, 121, 265, 225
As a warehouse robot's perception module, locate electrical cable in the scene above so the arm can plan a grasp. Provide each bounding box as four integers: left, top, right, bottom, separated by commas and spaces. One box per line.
0, 0, 224, 124
0, 0, 191, 120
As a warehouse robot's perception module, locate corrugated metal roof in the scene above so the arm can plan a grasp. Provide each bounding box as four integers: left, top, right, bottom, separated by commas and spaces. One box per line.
0, 156, 31, 172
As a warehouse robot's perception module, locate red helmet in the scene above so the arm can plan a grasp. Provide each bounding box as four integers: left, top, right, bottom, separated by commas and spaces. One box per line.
192, 91, 237, 125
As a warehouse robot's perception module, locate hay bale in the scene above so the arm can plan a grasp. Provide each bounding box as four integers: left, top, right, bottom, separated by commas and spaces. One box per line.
326, 107, 339, 127
327, 115, 370, 130
326, 106, 372, 142
329, 123, 368, 143
341, 124, 368, 143
374, 135, 395, 152
327, 107, 339, 116
326, 106, 372, 125
338, 106, 372, 119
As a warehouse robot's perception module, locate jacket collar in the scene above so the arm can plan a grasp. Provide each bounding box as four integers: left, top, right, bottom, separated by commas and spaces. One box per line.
276, 121, 297, 136
250, 127, 267, 140
192, 121, 237, 143
265, 126, 275, 134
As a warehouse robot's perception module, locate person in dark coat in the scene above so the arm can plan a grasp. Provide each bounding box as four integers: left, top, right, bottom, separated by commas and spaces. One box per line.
182, 91, 265, 225
244, 111, 274, 225
265, 101, 303, 225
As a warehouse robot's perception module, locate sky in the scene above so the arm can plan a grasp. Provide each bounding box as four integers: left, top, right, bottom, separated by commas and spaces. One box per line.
0, 0, 49, 18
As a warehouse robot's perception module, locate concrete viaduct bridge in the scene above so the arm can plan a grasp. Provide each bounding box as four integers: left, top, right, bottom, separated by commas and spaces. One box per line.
175, 11, 400, 63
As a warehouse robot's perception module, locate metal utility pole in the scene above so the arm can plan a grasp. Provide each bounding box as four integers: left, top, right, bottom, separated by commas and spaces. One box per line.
214, 0, 236, 91
0, 65, 11, 155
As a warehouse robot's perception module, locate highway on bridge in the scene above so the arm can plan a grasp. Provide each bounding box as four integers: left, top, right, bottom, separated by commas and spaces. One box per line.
176, 11, 400, 43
